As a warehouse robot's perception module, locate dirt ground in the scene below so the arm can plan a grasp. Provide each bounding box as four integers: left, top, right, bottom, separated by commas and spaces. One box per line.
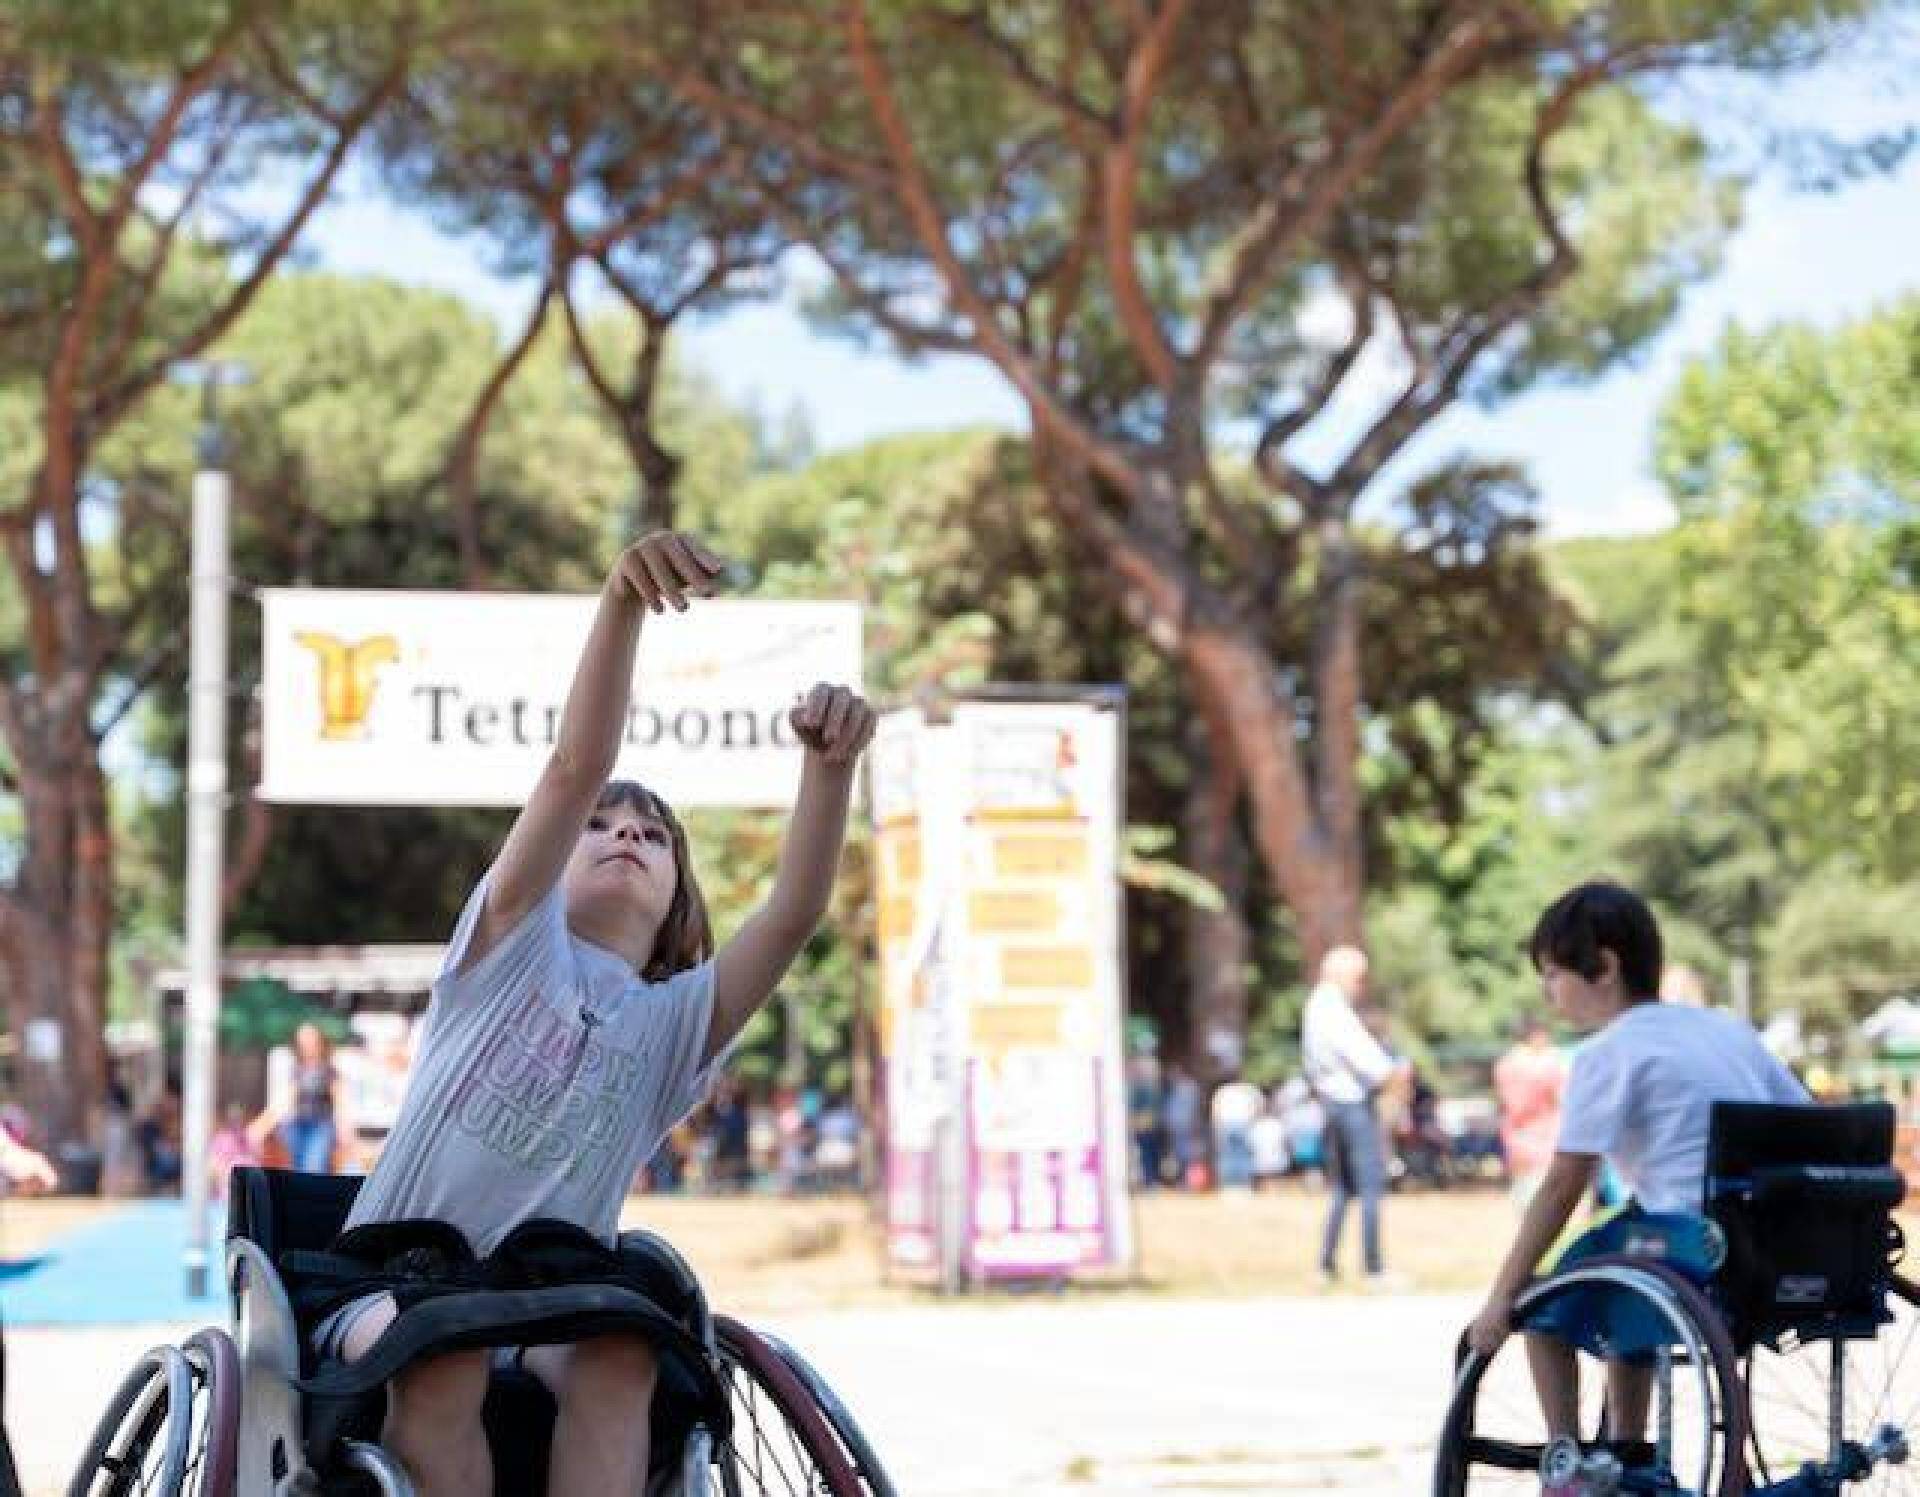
30, 1180, 1893, 1315
2, 1181, 1510, 1305
612, 1183, 1519, 1309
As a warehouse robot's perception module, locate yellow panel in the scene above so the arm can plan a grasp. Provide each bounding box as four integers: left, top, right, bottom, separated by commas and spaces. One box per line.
1001, 945, 1095, 990
889, 829, 922, 882
990, 832, 1089, 879
969, 1002, 1063, 1053
967, 888, 1060, 934
877, 896, 917, 945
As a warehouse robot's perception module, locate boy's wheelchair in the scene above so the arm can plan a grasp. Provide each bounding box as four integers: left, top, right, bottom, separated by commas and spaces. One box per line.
69, 1167, 895, 1496
1435, 1102, 1920, 1495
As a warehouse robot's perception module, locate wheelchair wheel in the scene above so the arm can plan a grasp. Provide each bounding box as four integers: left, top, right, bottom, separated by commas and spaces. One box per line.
70, 1330, 239, 1497
758, 1332, 897, 1497
1434, 1258, 1745, 1495
1743, 1272, 1920, 1491
709, 1316, 873, 1496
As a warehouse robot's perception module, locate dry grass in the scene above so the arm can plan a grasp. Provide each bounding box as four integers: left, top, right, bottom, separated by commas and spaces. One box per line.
22, 1184, 1906, 1312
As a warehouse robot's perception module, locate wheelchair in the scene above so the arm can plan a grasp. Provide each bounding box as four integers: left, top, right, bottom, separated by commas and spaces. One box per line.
69, 1167, 895, 1496
1435, 1101, 1920, 1495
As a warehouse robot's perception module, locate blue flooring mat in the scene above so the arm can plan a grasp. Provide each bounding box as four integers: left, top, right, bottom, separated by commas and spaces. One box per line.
2, 1199, 227, 1326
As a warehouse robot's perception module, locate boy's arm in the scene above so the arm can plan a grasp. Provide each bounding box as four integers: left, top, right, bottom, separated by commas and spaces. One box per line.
463, 533, 724, 973
1466, 1150, 1597, 1354
708, 684, 874, 1063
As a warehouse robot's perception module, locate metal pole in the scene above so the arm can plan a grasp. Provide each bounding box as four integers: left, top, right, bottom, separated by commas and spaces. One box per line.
181, 379, 232, 1299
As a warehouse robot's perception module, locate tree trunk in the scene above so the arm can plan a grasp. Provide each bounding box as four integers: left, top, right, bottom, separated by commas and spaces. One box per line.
1183, 611, 1365, 974
10, 751, 113, 1151
1182, 713, 1251, 1087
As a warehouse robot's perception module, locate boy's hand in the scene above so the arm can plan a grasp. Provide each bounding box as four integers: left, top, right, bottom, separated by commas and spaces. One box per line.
1466, 1293, 1515, 1357
790, 684, 876, 766
611, 532, 727, 613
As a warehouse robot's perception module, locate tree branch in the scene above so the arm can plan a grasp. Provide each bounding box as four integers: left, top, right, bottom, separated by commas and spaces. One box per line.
1324, 54, 1616, 497
842, 0, 1143, 502
1189, 9, 1507, 377
928, 10, 1111, 132
444, 276, 554, 589
1253, 263, 1374, 491
90, 57, 408, 427
1099, 0, 1188, 390
98, 15, 250, 240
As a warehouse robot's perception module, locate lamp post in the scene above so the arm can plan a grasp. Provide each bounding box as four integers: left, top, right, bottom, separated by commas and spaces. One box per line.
175, 358, 248, 1298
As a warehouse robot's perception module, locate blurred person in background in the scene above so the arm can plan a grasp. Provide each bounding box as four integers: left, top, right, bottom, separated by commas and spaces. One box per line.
208, 1101, 262, 1197
135, 1085, 183, 1193
1126, 1049, 1166, 1188
707, 1076, 753, 1192
1278, 1076, 1326, 1181
101, 1062, 141, 1197
249, 1021, 355, 1174
1302, 946, 1411, 1290
1163, 1061, 1204, 1188
1493, 1014, 1566, 1211
1249, 1094, 1290, 1190
1211, 1072, 1264, 1191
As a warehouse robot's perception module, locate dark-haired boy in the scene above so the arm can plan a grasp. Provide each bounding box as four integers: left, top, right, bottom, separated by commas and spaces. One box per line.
1465, 881, 1804, 1492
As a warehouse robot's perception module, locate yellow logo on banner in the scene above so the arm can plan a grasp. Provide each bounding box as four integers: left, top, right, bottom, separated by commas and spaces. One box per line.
295, 631, 401, 740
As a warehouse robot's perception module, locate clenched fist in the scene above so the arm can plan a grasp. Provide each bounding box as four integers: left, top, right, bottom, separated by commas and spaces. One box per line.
790, 683, 876, 766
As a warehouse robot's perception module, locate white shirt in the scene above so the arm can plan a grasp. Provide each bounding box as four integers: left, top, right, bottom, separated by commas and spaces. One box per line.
1558, 1002, 1807, 1213
1301, 982, 1397, 1106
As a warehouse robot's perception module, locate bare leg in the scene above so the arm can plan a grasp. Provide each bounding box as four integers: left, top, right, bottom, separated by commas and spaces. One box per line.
336, 1295, 493, 1497
383, 1348, 493, 1497
1526, 1332, 1582, 1441
525, 1334, 658, 1497
1605, 1360, 1653, 1445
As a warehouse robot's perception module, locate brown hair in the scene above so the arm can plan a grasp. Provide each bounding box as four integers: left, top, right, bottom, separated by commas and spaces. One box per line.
595, 780, 713, 981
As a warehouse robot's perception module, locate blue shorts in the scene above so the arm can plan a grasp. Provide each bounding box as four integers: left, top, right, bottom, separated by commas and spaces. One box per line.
1521, 1205, 1726, 1362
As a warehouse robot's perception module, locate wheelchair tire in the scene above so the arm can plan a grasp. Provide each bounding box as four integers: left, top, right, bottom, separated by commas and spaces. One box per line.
759, 1332, 897, 1496
709, 1317, 867, 1497
1434, 1256, 1745, 1496
1742, 1271, 1920, 1491
69, 1329, 240, 1497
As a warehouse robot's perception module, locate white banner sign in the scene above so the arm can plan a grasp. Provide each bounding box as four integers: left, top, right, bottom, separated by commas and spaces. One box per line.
260, 589, 862, 807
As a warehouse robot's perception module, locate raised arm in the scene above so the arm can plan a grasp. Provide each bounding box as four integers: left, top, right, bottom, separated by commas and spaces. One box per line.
459, 532, 725, 975
708, 683, 875, 1061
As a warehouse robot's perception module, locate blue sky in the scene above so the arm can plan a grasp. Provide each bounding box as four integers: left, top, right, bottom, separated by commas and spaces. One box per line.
297, 41, 1918, 540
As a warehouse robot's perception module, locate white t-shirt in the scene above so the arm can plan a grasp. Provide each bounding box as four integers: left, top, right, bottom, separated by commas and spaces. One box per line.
1557, 1002, 1807, 1213
343, 875, 723, 1254
1301, 982, 1397, 1105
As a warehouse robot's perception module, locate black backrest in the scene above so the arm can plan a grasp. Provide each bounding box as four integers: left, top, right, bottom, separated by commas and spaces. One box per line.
1708, 1100, 1894, 1178
1706, 1101, 1904, 1345
226, 1165, 364, 1263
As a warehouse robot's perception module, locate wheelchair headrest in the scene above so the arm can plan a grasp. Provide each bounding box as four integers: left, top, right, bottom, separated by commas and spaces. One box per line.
227, 1166, 364, 1263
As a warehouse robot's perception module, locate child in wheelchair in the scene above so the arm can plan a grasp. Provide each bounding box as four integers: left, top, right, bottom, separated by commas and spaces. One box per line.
1466, 881, 1806, 1494
303, 530, 876, 1497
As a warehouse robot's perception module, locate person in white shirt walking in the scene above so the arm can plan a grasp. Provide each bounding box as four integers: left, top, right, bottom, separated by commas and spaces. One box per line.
1301, 945, 1411, 1288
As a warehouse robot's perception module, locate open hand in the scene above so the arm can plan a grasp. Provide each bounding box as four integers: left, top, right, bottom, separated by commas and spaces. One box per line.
612, 532, 727, 613
790, 684, 876, 765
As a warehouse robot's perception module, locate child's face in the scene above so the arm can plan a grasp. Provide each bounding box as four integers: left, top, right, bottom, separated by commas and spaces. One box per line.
564, 798, 680, 926
1540, 954, 1625, 1032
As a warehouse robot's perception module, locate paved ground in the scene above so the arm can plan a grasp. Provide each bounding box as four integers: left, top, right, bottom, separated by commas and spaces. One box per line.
16, 1293, 1477, 1495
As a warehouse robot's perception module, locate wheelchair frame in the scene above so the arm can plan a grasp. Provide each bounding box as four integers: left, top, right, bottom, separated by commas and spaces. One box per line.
70, 1169, 896, 1497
